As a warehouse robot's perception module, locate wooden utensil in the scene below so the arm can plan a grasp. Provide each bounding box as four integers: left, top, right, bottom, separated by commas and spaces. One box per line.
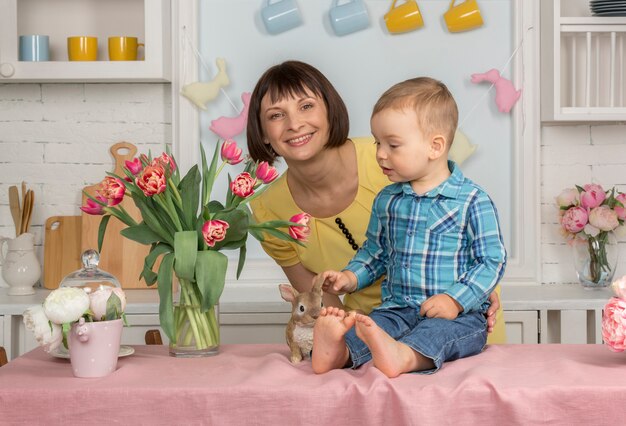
43, 216, 82, 289
81, 141, 153, 289
20, 190, 33, 235
8, 186, 21, 236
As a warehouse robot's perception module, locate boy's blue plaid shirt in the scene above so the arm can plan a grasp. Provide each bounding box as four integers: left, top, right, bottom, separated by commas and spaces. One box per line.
345, 161, 507, 314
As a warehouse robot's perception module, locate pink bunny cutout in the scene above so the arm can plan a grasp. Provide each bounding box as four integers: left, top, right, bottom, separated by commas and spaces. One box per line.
471, 69, 521, 113
209, 92, 251, 140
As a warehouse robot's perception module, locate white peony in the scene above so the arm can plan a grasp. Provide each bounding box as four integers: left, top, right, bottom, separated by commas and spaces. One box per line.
89, 287, 127, 320
23, 305, 62, 353
43, 287, 90, 324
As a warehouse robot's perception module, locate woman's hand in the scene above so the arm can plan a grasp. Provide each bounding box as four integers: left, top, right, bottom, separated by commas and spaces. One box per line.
486, 291, 500, 333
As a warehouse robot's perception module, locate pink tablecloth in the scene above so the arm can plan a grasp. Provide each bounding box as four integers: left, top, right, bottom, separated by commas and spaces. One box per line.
1, 344, 625, 425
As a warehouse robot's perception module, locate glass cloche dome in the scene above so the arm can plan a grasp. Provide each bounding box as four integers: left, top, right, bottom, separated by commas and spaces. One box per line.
59, 249, 121, 293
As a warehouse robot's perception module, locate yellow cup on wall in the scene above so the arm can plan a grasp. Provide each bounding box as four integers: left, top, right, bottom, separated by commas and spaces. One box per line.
444, 0, 483, 33
67, 36, 98, 61
108, 36, 144, 61
384, 0, 424, 34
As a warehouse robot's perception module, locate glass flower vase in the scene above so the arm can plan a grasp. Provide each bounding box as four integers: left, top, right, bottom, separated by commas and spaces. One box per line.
169, 278, 220, 357
572, 232, 619, 290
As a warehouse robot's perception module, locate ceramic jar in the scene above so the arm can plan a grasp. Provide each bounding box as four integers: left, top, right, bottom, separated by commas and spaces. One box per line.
0, 233, 41, 295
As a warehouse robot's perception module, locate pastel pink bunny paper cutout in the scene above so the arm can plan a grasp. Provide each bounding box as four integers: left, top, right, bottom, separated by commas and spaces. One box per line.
471, 69, 521, 113
209, 92, 251, 140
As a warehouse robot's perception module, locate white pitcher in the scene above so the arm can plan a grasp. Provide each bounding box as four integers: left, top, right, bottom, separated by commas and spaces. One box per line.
0, 233, 41, 295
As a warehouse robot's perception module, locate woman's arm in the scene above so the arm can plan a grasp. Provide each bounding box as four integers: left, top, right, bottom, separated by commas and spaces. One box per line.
487, 291, 499, 333
282, 263, 344, 309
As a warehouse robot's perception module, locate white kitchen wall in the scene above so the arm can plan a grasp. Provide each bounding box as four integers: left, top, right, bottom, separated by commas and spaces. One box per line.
0, 83, 172, 278
0, 82, 625, 286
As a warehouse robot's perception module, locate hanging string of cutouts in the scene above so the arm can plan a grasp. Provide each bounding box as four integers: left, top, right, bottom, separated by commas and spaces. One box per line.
458, 25, 533, 129
181, 26, 241, 114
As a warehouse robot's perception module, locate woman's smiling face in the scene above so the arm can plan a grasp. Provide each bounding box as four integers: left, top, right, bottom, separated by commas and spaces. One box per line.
260, 89, 330, 162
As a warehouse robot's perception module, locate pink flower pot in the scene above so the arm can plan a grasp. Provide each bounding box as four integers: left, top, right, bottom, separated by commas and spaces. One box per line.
69, 318, 123, 378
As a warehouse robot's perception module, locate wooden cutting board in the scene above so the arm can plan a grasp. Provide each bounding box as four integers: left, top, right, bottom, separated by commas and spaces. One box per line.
81, 141, 153, 289
43, 216, 82, 289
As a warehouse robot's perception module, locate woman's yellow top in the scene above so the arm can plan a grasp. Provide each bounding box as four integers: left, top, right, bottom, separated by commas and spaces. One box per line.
250, 138, 505, 344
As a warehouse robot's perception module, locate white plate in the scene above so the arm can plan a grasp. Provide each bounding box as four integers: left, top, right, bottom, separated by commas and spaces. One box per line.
49, 345, 135, 359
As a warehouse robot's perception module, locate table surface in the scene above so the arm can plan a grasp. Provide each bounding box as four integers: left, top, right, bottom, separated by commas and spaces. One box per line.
1, 344, 625, 425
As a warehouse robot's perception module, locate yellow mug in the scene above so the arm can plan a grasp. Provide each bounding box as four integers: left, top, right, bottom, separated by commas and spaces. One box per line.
384, 0, 424, 34
67, 36, 98, 61
108, 36, 144, 61
444, 0, 483, 33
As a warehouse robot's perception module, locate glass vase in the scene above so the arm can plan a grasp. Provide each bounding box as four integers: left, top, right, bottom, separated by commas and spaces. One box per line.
169, 278, 220, 357
572, 232, 619, 290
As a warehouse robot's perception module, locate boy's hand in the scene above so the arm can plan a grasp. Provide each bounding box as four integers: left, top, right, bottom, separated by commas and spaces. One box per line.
420, 294, 462, 320
316, 270, 357, 295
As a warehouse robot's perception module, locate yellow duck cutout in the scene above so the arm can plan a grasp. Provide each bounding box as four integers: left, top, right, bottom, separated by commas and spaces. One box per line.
181, 58, 229, 110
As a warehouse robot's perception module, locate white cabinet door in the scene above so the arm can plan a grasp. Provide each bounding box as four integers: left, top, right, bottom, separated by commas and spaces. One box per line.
220, 313, 290, 344
122, 314, 168, 345
504, 310, 538, 344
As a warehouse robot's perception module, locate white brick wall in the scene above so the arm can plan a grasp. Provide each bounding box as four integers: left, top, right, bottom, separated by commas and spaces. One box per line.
1, 82, 625, 287
541, 123, 626, 284
0, 83, 172, 281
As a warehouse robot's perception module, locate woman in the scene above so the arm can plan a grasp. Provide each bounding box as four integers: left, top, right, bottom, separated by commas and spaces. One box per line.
247, 61, 505, 343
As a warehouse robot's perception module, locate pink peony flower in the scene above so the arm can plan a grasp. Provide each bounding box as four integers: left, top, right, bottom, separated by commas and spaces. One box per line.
588, 206, 619, 232
98, 176, 126, 207
580, 184, 606, 209
220, 139, 243, 165
613, 276, 626, 300
80, 195, 107, 215
615, 193, 626, 220
288, 213, 311, 241
561, 206, 588, 234
556, 188, 579, 208
255, 161, 279, 184
125, 158, 143, 176
152, 153, 177, 174
136, 164, 167, 196
602, 297, 626, 352
230, 172, 256, 198
202, 219, 230, 247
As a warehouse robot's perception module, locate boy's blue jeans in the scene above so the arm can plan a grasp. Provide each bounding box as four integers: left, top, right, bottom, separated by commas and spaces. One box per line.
344, 307, 487, 374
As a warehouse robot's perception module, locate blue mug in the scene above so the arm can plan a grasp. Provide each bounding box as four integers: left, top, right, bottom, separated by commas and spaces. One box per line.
261, 0, 303, 35
329, 0, 370, 36
19, 35, 50, 61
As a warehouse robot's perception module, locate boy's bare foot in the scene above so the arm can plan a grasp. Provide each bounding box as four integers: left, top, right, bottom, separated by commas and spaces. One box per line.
354, 314, 433, 378
312, 307, 355, 374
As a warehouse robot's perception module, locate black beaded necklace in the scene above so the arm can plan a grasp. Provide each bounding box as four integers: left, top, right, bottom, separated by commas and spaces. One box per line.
335, 217, 359, 251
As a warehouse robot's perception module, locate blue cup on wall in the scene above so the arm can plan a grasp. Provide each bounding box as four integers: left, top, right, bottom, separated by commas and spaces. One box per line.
329, 0, 370, 36
261, 0, 303, 35
19, 35, 50, 61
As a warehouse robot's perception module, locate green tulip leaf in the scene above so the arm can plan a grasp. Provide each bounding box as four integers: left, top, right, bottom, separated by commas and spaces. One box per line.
157, 252, 175, 342
97, 214, 112, 253
195, 250, 228, 310
179, 165, 201, 229
120, 222, 162, 245
174, 231, 198, 281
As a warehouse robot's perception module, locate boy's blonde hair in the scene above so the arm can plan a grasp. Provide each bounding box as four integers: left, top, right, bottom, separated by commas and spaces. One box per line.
372, 77, 458, 148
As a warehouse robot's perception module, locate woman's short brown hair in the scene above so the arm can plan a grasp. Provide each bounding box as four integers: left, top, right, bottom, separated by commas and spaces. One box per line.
246, 61, 349, 165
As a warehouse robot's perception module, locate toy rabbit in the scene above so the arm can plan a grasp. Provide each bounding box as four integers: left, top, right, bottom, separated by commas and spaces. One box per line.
471, 68, 522, 113
278, 276, 324, 363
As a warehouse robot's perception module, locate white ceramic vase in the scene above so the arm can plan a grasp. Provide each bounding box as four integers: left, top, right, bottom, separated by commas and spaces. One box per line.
0, 233, 41, 295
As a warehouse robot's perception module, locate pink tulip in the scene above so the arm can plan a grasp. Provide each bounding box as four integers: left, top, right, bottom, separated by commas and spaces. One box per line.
556, 188, 578, 208
230, 172, 256, 198
202, 219, 230, 247
98, 176, 126, 207
80, 195, 107, 215
125, 158, 143, 176
152, 153, 177, 174
615, 193, 626, 220
588, 206, 619, 232
136, 165, 167, 196
288, 213, 311, 242
602, 297, 626, 352
580, 184, 606, 209
220, 139, 243, 165
561, 206, 588, 234
256, 161, 279, 184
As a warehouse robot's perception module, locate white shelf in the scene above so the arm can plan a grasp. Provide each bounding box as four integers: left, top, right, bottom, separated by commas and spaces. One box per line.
0, 0, 171, 82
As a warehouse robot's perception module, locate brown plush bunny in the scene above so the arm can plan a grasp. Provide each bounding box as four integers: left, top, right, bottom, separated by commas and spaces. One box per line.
278, 277, 324, 363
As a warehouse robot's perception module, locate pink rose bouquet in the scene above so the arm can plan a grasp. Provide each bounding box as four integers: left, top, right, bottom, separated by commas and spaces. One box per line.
556, 184, 625, 286
80, 140, 308, 354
